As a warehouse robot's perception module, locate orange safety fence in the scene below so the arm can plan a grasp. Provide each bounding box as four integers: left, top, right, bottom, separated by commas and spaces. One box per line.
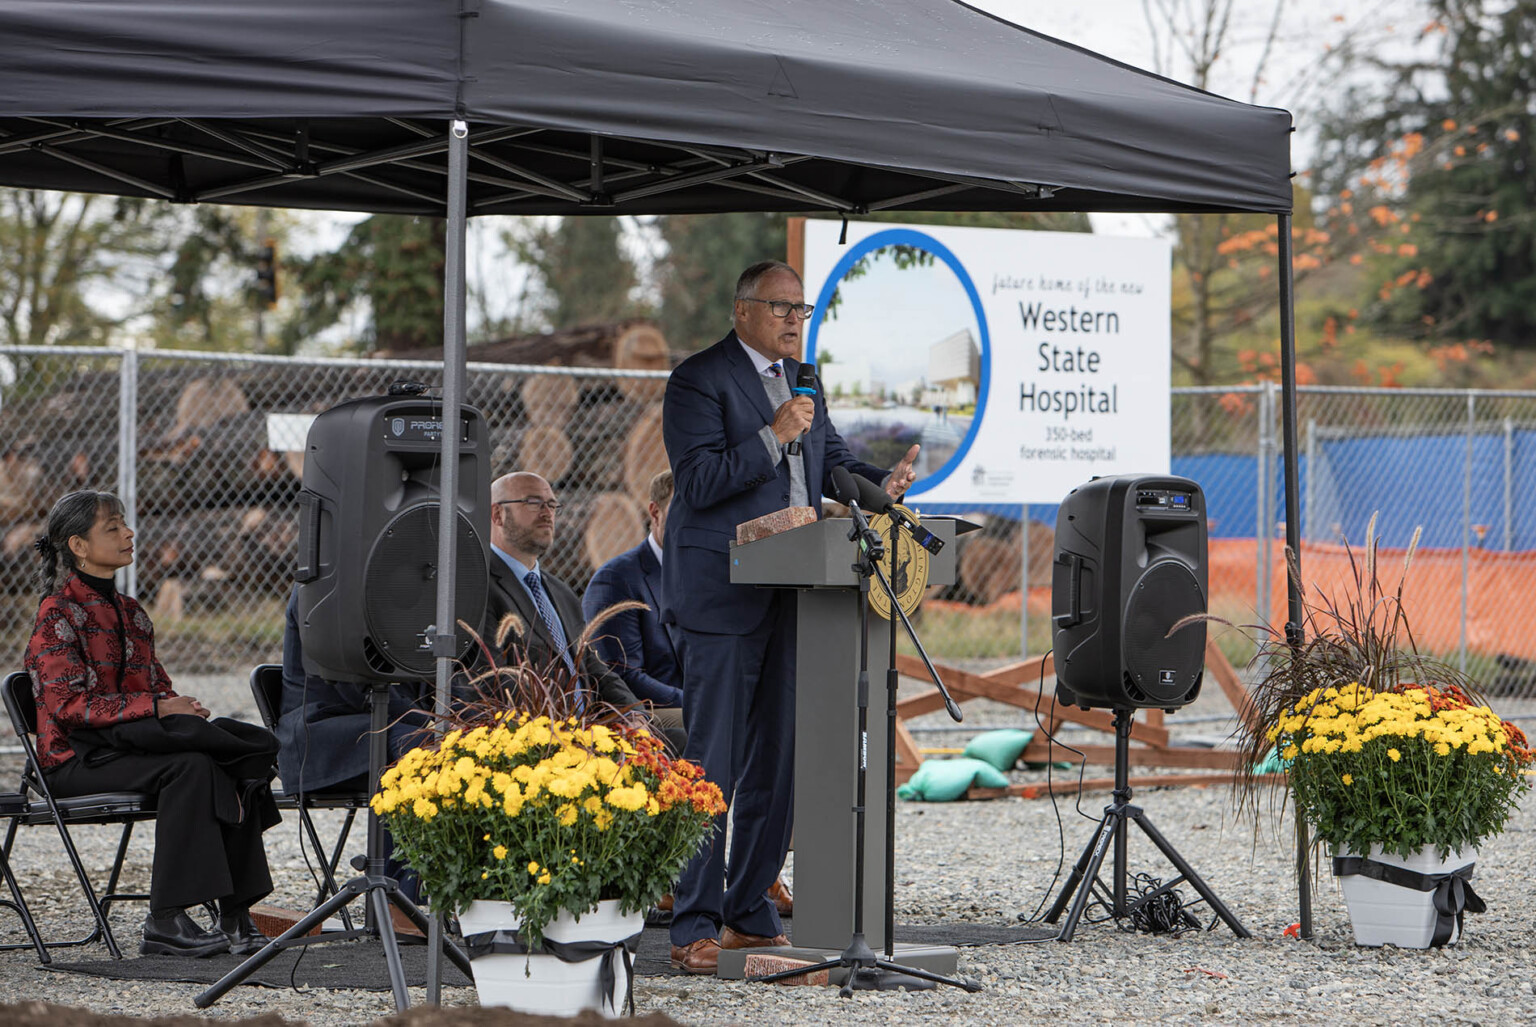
925, 539, 1536, 664
1209, 539, 1536, 662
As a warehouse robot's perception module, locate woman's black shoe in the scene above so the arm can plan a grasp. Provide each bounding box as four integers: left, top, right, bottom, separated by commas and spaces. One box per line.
141, 910, 231, 958
218, 909, 271, 956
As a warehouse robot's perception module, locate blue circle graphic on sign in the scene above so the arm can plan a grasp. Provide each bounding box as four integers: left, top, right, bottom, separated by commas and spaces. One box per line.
805, 228, 990, 496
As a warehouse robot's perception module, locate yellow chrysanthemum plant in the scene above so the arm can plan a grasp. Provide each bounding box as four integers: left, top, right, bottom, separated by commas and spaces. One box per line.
369, 605, 726, 953
1268, 681, 1532, 859
1232, 516, 1533, 861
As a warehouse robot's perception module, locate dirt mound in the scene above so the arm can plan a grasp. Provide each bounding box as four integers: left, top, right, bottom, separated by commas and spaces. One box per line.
0, 1002, 684, 1027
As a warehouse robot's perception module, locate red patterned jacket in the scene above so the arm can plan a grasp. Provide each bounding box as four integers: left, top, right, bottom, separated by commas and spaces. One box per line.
23, 574, 177, 770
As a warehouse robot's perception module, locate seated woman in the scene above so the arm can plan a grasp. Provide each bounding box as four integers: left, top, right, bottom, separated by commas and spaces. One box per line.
24, 489, 279, 958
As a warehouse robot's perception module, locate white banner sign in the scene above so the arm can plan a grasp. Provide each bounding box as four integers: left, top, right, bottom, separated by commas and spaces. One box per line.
803, 220, 1171, 505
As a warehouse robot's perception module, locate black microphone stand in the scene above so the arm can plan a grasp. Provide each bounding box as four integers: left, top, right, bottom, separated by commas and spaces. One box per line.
870, 509, 961, 955
750, 500, 979, 996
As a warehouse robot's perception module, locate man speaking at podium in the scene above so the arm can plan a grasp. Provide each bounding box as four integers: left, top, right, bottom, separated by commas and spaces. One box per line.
662, 260, 917, 973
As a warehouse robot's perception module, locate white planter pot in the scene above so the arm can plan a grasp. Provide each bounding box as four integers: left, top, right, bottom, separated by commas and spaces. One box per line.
458, 898, 643, 1017
1335, 845, 1477, 948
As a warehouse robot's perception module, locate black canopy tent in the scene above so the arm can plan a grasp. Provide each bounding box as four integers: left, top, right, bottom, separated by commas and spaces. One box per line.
0, 0, 1291, 215
0, 0, 1313, 942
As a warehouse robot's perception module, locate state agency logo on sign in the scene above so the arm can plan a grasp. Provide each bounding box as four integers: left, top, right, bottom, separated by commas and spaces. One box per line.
803, 221, 1171, 505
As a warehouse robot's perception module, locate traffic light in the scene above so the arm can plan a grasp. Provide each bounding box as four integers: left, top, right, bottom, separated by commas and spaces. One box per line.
255, 239, 278, 308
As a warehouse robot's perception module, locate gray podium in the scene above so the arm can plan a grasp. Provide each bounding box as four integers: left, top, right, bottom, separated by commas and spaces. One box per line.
718, 516, 963, 979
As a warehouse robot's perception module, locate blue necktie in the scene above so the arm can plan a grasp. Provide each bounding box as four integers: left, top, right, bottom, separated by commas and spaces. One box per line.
525, 571, 579, 686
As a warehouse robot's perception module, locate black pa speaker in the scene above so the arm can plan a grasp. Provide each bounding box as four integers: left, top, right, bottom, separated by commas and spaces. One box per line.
1051, 474, 1207, 711
293, 394, 491, 682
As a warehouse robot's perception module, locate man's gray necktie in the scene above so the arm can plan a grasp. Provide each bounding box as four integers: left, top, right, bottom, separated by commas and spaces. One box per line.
760, 365, 809, 507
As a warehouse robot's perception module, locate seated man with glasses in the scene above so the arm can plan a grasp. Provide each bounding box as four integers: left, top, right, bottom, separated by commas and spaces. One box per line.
482, 472, 683, 751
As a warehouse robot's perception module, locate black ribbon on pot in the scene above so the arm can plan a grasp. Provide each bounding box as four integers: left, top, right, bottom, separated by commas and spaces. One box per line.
463, 928, 643, 1015
1331, 855, 1486, 948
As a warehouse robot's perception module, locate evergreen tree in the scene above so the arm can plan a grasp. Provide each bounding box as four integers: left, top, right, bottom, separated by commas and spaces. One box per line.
652, 213, 787, 351
508, 215, 639, 330
282, 214, 446, 353
1316, 0, 1536, 347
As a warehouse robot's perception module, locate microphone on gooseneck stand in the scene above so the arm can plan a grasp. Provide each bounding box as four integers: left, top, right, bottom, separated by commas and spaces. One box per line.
831, 466, 884, 557
845, 469, 945, 555
787, 363, 817, 455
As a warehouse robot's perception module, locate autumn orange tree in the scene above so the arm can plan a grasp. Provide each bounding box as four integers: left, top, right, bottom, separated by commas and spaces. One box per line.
1312, 1, 1536, 381
1138, 0, 1394, 388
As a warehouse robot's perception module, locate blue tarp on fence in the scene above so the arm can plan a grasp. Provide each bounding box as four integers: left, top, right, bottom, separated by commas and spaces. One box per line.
915, 428, 1536, 552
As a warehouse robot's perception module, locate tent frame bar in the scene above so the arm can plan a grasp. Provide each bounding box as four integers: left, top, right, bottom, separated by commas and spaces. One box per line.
1275, 211, 1311, 938
0, 114, 1075, 216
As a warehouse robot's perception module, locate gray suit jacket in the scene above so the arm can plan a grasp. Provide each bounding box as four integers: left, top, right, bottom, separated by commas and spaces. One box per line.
484, 556, 640, 711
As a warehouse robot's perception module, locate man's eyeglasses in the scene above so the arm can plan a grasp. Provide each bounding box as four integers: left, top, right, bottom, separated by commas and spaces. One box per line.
496, 497, 562, 513
742, 298, 815, 319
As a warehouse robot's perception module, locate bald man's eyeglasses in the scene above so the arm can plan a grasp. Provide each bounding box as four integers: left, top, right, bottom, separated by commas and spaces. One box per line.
742, 298, 814, 319
496, 498, 562, 513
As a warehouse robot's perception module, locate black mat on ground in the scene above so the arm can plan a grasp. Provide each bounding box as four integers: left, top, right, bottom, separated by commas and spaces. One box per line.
633, 921, 1058, 977
45, 922, 1056, 987
44, 940, 473, 990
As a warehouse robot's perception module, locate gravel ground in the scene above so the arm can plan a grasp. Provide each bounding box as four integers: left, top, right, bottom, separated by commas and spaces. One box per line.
2, 673, 1535, 1026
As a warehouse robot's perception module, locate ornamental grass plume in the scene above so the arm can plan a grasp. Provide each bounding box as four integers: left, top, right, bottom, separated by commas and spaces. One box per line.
1229, 515, 1533, 856
369, 604, 725, 951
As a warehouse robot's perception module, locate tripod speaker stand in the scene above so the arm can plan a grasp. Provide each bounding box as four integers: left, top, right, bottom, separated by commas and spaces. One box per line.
196, 682, 472, 1011
751, 479, 980, 995
1043, 708, 1250, 941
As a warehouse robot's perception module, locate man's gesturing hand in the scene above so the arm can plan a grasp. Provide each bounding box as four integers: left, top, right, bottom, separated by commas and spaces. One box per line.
882, 443, 921, 500
771, 396, 815, 444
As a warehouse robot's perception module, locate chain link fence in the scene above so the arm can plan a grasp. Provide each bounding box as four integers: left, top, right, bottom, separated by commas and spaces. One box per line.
0, 347, 670, 674
3, 347, 1535, 697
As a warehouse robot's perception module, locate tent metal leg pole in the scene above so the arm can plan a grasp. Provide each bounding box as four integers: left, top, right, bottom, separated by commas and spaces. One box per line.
427, 117, 471, 1005
1276, 212, 1311, 940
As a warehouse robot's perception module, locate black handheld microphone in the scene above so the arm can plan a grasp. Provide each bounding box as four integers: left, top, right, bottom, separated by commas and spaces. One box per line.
787, 363, 817, 455
845, 470, 945, 555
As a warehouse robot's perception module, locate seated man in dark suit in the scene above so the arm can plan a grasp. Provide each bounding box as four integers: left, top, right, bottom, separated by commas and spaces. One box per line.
276, 585, 431, 903
581, 470, 685, 738
483, 472, 689, 754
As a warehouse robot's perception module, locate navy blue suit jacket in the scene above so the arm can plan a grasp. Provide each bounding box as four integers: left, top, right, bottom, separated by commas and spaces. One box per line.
275, 588, 430, 795
661, 332, 885, 634
581, 539, 684, 708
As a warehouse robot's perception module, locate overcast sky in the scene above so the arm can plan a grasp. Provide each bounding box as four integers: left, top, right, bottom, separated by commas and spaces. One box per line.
967, 0, 1431, 235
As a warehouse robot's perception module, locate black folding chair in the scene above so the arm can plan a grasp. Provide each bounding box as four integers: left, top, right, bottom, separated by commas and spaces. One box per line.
1, 670, 154, 959
249, 664, 367, 928
0, 792, 51, 962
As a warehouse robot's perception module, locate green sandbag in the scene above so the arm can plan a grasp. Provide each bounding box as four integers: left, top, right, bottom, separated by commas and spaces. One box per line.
896, 757, 1010, 802
962, 728, 1034, 772
1252, 746, 1288, 775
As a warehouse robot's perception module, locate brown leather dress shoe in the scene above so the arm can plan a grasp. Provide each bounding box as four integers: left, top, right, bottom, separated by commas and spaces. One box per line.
669, 936, 721, 974
768, 875, 793, 917
720, 925, 789, 949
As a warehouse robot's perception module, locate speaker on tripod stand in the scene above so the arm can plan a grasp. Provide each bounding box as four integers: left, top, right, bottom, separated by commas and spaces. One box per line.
196, 388, 487, 1012
293, 389, 491, 682
1051, 474, 1207, 713
1042, 474, 1250, 942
